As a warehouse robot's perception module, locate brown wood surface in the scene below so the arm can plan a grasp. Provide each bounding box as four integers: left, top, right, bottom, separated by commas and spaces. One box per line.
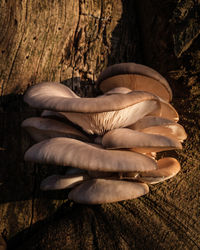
0, 0, 199, 249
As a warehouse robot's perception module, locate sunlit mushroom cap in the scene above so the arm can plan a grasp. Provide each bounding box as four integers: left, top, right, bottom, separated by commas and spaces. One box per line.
102, 128, 182, 153
40, 173, 88, 190
24, 138, 157, 172
104, 87, 132, 95
128, 116, 187, 142
21, 117, 89, 142
137, 157, 181, 184
24, 82, 159, 113
24, 82, 160, 134
68, 179, 149, 204
97, 63, 172, 101
150, 97, 179, 121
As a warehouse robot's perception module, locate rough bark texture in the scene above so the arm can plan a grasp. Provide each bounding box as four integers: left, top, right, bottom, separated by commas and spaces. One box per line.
0, 0, 199, 249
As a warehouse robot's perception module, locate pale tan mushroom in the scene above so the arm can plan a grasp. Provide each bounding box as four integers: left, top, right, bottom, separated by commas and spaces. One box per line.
24, 138, 157, 172
99, 74, 171, 102
128, 116, 187, 142
40, 173, 89, 190
97, 63, 172, 101
102, 128, 182, 153
68, 179, 149, 204
150, 97, 179, 121
133, 157, 180, 184
21, 117, 90, 142
103, 87, 132, 95
24, 82, 160, 135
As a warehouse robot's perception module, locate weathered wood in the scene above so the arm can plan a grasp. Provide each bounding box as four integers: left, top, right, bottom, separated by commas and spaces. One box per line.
0, 0, 200, 249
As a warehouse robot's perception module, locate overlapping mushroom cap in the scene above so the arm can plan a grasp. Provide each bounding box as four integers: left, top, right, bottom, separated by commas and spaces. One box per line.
22, 62, 187, 204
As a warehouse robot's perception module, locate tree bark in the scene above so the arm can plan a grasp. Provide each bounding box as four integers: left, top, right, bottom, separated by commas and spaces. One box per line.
0, 0, 199, 249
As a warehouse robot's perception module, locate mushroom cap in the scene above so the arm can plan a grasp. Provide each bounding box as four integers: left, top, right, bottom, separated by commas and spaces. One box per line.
150, 97, 179, 121
99, 74, 171, 101
102, 128, 182, 153
21, 117, 89, 142
128, 116, 187, 142
104, 87, 132, 95
129, 116, 178, 130
24, 82, 159, 113
41, 110, 65, 119
68, 179, 149, 204
138, 157, 181, 184
140, 125, 187, 142
24, 137, 157, 172
97, 62, 172, 100
40, 173, 88, 190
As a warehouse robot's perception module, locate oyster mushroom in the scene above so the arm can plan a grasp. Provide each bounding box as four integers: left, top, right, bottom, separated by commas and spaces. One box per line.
150, 97, 179, 121
24, 137, 157, 172
125, 157, 181, 184
128, 116, 187, 142
24, 82, 160, 135
102, 128, 182, 153
97, 62, 172, 101
68, 179, 149, 204
21, 117, 89, 142
40, 173, 89, 190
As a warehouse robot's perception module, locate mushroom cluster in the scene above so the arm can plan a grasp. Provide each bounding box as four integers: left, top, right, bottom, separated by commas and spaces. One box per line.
22, 63, 187, 204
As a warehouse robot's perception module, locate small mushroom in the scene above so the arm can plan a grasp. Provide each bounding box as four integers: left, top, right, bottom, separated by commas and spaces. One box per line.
103, 87, 132, 95
150, 97, 179, 121
102, 128, 182, 153
40, 173, 89, 190
129, 116, 178, 130
21, 117, 89, 142
99, 74, 171, 102
137, 157, 181, 184
97, 63, 172, 101
68, 179, 149, 204
24, 82, 160, 135
128, 116, 187, 142
24, 137, 157, 172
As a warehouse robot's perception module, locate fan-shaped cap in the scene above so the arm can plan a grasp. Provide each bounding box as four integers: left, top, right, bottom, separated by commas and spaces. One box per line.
24, 82, 160, 134
150, 98, 179, 121
24, 82, 159, 113
129, 116, 177, 130
99, 74, 171, 102
21, 117, 89, 142
40, 173, 88, 190
68, 179, 149, 204
24, 138, 157, 172
138, 157, 181, 184
128, 116, 187, 142
97, 63, 172, 101
104, 87, 132, 95
102, 128, 182, 153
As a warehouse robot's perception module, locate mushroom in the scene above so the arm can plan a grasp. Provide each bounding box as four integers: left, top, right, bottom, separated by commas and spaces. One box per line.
40, 173, 89, 190
150, 97, 179, 121
103, 87, 132, 95
102, 128, 182, 153
128, 116, 187, 142
24, 137, 157, 172
68, 179, 149, 204
24, 82, 160, 135
97, 63, 172, 101
125, 157, 181, 184
21, 117, 90, 142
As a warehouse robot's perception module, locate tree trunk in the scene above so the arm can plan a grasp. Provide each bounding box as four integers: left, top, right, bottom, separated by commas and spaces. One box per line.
0, 0, 199, 249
